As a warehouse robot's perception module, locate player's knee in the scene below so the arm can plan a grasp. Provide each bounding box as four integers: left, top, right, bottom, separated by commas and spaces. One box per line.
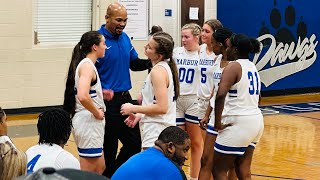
191, 140, 203, 152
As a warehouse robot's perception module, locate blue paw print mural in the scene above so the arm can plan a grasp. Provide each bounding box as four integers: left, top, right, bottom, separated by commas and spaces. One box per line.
218, 0, 319, 92
259, 0, 308, 51
254, 0, 318, 87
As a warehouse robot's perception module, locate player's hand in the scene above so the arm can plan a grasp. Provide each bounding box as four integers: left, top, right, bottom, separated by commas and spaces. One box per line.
214, 122, 232, 131
120, 103, 135, 115
93, 108, 105, 120
124, 113, 141, 128
199, 116, 209, 130
103, 89, 114, 101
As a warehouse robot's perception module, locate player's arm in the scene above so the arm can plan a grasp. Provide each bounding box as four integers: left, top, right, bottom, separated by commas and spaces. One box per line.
121, 65, 169, 115
130, 57, 152, 71
128, 42, 151, 71
199, 105, 213, 130
205, 89, 215, 118
77, 62, 104, 120
214, 62, 241, 130
200, 90, 214, 129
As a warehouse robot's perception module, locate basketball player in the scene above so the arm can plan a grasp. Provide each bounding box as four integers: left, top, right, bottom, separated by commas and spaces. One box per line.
213, 34, 264, 179
120, 32, 179, 149
197, 19, 223, 139
26, 108, 80, 173
63, 31, 111, 174
199, 28, 235, 180
174, 23, 202, 180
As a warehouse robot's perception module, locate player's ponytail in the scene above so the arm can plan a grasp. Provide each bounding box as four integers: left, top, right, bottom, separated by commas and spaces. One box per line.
153, 32, 180, 100
63, 43, 82, 117
168, 57, 180, 100
63, 31, 103, 117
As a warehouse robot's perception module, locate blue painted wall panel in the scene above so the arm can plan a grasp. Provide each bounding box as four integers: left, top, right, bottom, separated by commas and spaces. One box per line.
217, 0, 319, 91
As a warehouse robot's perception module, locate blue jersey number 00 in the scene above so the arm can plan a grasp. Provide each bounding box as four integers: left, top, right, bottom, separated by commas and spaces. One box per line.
179, 68, 195, 84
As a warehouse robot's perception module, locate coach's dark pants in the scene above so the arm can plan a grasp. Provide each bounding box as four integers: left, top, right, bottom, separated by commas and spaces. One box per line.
103, 92, 141, 178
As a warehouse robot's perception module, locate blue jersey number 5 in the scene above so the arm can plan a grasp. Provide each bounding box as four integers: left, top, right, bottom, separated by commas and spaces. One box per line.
200, 68, 207, 83
27, 154, 41, 173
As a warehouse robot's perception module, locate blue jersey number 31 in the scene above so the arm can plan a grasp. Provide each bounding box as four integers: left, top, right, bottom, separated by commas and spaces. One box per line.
247, 71, 260, 95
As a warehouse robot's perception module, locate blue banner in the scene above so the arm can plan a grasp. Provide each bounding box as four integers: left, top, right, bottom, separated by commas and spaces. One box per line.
217, 0, 319, 91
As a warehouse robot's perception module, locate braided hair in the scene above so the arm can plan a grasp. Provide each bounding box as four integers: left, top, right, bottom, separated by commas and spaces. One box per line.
182, 23, 202, 44
182, 23, 202, 37
63, 31, 103, 117
0, 141, 27, 180
37, 108, 72, 146
152, 32, 180, 100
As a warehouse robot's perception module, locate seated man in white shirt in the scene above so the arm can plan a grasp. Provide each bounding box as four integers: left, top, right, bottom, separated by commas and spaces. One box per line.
26, 108, 80, 173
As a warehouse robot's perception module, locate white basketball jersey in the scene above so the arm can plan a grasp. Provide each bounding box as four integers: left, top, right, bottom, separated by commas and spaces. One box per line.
26, 144, 80, 173
74, 58, 105, 112
197, 44, 216, 100
140, 61, 176, 125
209, 55, 223, 109
173, 47, 200, 95
222, 59, 261, 116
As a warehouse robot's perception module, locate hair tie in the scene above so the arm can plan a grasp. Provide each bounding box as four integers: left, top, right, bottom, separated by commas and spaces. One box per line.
78, 41, 82, 49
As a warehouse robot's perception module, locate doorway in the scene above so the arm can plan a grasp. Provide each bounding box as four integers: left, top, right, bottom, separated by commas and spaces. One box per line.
181, 0, 204, 27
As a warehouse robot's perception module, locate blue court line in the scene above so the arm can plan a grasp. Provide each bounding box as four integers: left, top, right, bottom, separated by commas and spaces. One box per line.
260, 107, 280, 115
252, 173, 303, 180
260, 102, 320, 114
291, 114, 320, 121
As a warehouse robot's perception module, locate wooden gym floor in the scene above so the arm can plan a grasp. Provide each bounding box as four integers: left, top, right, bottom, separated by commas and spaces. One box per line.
6, 93, 320, 179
